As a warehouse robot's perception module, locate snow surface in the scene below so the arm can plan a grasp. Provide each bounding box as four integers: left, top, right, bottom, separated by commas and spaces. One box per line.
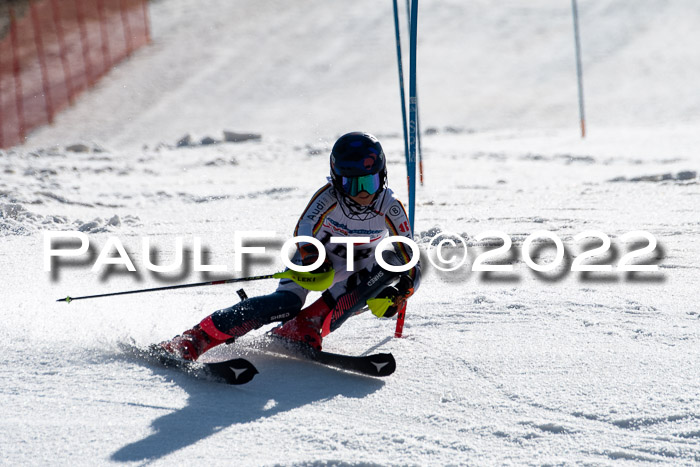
2, 0, 700, 465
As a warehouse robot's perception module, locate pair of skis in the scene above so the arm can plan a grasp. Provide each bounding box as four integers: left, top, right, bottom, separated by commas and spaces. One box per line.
124, 338, 396, 385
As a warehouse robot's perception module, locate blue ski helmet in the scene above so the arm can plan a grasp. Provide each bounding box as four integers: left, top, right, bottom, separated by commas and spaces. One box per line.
330, 132, 387, 198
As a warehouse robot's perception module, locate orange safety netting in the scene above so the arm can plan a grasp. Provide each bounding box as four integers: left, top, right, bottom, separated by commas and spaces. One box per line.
0, 0, 150, 148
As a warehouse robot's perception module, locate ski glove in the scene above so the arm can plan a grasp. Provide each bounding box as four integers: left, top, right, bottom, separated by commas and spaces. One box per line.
299, 243, 333, 274
368, 275, 414, 318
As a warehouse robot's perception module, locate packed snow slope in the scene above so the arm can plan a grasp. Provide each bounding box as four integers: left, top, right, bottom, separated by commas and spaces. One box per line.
25, 0, 700, 147
2, 0, 700, 465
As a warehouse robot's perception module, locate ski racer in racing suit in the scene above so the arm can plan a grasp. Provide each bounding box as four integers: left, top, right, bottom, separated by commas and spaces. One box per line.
160, 132, 421, 360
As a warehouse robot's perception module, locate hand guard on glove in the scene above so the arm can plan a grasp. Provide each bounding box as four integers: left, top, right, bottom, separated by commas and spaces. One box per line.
369, 274, 414, 318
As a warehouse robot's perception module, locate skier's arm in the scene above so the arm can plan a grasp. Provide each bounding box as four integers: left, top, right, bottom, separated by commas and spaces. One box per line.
293, 184, 336, 271
294, 183, 335, 239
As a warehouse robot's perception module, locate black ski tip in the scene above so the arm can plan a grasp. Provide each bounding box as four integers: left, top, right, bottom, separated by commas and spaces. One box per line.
207, 358, 259, 385
366, 353, 396, 377
312, 350, 397, 377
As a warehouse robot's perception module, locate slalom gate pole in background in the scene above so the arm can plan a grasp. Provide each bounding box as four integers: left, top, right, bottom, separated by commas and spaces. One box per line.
417, 109, 424, 185
406, 0, 424, 185
392, 0, 410, 185
407, 0, 418, 234
571, 0, 586, 138
396, 0, 419, 338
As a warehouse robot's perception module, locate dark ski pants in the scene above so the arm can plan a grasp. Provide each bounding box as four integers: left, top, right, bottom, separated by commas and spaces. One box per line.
209, 291, 303, 338
207, 261, 402, 339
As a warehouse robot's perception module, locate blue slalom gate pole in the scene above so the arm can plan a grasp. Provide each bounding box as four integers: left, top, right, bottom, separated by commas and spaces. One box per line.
571, 0, 586, 138
392, 0, 410, 174
407, 0, 418, 233
406, 0, 424, 185
395, 0, 418, 339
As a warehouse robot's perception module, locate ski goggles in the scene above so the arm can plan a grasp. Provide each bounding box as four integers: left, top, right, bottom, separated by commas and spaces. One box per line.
340, 173, 382, 196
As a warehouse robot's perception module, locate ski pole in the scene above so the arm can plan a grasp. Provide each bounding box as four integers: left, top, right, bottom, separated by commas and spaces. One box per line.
56, 269, 334, 303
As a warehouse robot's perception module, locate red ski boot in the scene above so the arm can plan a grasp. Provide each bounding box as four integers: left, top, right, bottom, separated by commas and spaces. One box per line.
160, 317, 230, 361
272, 296, 331, 351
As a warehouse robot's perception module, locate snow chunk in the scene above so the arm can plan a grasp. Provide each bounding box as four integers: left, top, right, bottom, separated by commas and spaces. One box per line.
223, 130, 261, 143
0, 203, 138, 236
74, 215, 139, 233
0, 203, 66, 236
176, 134, 192, 147
609, 170, 697, 183
65, 143, 91, 153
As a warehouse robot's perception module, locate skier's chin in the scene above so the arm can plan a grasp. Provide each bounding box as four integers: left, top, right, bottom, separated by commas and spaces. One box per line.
350, 192, 375, 206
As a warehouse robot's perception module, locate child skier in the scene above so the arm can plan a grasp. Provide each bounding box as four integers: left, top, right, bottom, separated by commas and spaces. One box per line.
160, 132, 421, 361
